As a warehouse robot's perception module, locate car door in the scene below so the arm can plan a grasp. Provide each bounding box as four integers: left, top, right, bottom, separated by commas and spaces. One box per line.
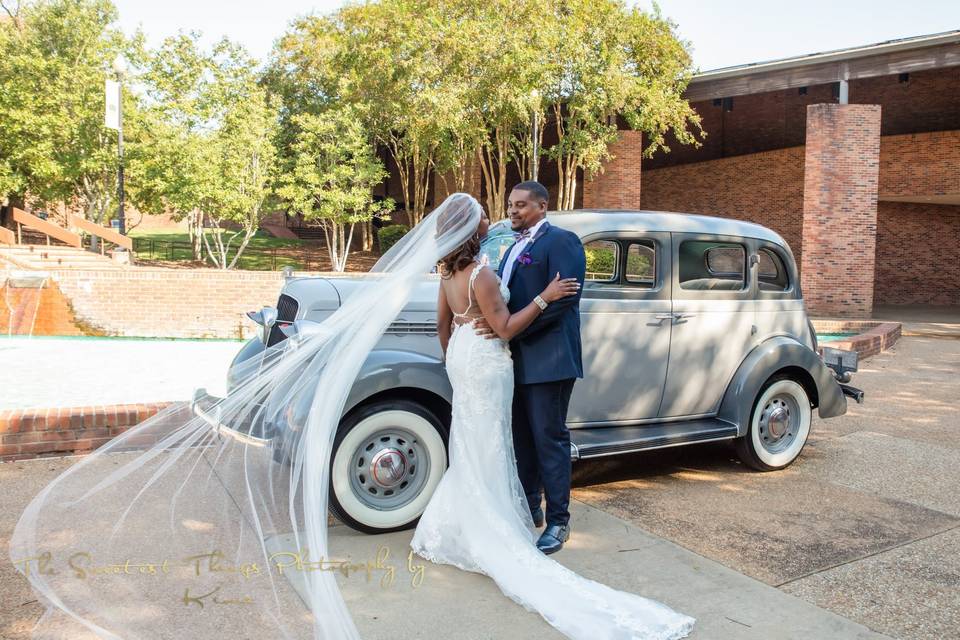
566, 232, 672, 425
659, 232, 756, 418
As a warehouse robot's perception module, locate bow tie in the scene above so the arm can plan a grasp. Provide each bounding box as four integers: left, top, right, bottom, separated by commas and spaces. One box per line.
517, 228, 533, 240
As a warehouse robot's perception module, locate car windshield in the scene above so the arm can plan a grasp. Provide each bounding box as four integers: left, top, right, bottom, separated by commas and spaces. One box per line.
479, 219, 517, 270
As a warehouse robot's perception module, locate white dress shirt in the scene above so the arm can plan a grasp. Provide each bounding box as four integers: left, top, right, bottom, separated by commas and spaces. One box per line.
501, 218, 547, 285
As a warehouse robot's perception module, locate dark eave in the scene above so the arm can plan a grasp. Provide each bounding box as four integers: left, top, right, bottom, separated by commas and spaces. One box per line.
685, 30, 960, 102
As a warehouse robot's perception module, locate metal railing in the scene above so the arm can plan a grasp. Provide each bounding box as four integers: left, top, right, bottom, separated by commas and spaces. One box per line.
130, 237, 329, 271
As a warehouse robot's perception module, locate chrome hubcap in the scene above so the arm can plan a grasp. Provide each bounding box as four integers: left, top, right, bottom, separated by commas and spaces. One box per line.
370, 449, 407, 488
349, 427, 429, 511
758, 395, 798, 454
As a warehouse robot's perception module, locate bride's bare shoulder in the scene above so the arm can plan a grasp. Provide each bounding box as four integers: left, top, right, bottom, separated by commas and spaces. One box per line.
472, 266, 502, 297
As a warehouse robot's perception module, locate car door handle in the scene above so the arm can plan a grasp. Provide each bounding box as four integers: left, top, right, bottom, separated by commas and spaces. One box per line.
654, 313, 675, 320
674, 313, 696, 320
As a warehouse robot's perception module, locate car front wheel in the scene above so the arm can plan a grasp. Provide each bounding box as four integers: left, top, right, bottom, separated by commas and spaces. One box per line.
735, 376, 812, 471
329, 400, 448, 534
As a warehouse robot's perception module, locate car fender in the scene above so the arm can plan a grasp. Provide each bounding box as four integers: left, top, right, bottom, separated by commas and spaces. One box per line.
343, 349, 452, 416
719, 336, 847, 436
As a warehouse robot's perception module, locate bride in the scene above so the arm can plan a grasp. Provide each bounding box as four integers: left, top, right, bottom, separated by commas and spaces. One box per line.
411, 196, 694, 640
10, 193, 693, 640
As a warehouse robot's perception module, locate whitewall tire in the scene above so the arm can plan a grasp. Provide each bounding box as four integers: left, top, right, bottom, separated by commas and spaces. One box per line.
736, 377, 812, 471
329, 400, 447, 534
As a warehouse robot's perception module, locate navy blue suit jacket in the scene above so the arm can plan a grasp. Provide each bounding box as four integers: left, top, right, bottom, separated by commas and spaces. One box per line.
497, 222, 587, 385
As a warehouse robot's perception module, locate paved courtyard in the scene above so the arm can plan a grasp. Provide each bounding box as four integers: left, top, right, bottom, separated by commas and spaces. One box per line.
0, 336, 955, 639
571, 336, 959, 640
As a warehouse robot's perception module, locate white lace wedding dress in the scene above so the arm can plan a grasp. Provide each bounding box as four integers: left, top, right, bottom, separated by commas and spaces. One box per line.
410, 264, 695, 640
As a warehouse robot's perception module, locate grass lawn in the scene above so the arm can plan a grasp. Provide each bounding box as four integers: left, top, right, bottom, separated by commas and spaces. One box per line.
130, 229, 379, 271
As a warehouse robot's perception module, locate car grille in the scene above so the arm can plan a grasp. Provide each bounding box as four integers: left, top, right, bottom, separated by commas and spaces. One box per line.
267, 294, 299, 347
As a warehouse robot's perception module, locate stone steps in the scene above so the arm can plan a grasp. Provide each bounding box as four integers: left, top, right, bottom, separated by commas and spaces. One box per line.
0, 244, 124, 270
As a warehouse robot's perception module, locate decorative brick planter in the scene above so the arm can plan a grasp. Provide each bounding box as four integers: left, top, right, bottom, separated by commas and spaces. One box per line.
812, 320, 902, 359
0, 402, 174, 462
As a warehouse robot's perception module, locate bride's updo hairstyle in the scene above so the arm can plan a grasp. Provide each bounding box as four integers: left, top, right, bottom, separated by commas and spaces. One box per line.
436, 193, 483, 278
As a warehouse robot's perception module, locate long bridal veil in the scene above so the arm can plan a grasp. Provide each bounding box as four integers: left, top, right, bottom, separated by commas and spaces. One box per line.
9, 194, 482, 639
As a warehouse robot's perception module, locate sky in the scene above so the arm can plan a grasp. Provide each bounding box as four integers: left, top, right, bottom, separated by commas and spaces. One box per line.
112, 0, 960, 72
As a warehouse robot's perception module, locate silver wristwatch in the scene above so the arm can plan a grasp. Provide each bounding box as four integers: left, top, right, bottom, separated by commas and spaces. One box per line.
533, 295, 548, 311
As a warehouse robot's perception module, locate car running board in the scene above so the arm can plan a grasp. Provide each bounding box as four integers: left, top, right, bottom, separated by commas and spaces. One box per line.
569, 418, 739, 460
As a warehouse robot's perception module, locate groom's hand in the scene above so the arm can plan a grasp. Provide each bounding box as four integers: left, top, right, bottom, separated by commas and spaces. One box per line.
472, 317, 498, 340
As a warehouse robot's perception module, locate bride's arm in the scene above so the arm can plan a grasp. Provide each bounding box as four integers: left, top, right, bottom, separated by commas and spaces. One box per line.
437, 281, 453, 358
474, 268, 579, 341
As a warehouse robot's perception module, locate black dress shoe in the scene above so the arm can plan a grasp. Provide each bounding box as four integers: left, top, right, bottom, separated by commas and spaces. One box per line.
530, 506, 544, 528
536, 524, 570, 555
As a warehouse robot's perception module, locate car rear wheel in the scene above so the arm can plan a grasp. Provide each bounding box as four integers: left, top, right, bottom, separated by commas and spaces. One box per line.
736, 376, 812, 471
329, 400, 448, 534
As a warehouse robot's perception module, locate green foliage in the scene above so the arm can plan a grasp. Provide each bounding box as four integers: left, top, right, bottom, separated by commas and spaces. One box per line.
129, 33, 281, 268
2, 0, 702, 274
268, 0, 702, 220
0, 0, 143, 220
277, 105, 392, 271
377, 224, 408, 253
585, 246, 616, 278
626, 251, 652, 277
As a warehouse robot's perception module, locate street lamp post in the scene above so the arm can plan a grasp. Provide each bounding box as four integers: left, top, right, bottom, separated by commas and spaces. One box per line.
112, 55, 127, 239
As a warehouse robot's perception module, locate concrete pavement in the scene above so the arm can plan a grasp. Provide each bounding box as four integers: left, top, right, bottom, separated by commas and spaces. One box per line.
0, 453, 886, 639
572, 336, 959, 640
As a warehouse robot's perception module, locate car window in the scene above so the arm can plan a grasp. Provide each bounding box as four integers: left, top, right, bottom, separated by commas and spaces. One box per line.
758, 247, 790, 292
584, 240, 618, 282
625, 242, 655, 288
679, 240, 746, 291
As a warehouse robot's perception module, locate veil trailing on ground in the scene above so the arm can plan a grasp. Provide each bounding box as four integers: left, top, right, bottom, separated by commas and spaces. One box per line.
10, 194, 483, 639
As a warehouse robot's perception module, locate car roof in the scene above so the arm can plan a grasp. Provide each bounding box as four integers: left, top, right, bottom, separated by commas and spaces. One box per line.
545, 209, 788, 246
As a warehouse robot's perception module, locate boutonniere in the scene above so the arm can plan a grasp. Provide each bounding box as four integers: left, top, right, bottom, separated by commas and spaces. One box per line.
517, 252, 533, 265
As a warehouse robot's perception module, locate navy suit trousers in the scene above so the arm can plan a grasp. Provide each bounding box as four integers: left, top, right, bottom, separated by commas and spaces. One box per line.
511, 378, 576, 527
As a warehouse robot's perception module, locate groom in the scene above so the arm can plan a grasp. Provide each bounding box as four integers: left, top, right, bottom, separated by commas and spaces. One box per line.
477, 181, 586, 555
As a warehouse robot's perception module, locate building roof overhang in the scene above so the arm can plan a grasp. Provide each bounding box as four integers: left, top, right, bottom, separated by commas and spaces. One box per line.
685, 30, 960, 102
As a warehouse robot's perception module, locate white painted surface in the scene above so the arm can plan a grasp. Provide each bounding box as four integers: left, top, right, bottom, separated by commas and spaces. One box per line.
0, 337, 242, 409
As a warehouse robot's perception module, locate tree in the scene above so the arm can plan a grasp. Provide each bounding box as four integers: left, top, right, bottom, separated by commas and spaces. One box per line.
461, 0, 543, 220
0, 0, 143, 229
126, 32, 216, 260
201, 69, 280, 270
278, 107, 391, 272
541, 0, 703, 209
130, 35, 281, 269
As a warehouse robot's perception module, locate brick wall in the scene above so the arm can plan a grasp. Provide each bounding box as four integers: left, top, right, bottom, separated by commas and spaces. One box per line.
879, 130, 960, 199
852, 67, 960, 137
641, 145, 806, 260
645, 67, 960, 171
0, 402, 171, 461
51, 269, 293, 339
582, 131, 643, 209
875, 202, 960, 306
800, 104, 881, 317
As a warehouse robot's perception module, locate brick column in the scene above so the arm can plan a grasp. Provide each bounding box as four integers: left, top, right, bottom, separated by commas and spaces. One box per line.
582, 130, 642, 209
801, 104, 881, 317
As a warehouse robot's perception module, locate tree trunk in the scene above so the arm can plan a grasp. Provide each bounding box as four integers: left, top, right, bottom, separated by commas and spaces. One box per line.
477, 127, 511, 221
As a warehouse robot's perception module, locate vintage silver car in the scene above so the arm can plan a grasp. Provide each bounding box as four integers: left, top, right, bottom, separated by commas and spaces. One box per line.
198, 210, 863, 534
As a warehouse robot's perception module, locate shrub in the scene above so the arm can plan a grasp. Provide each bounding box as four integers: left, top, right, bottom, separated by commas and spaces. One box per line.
585, 246, 616, 279
377, 224, 409, 253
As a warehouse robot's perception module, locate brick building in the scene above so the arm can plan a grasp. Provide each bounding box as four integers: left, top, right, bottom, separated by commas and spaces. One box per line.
585, 30, 960, 317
